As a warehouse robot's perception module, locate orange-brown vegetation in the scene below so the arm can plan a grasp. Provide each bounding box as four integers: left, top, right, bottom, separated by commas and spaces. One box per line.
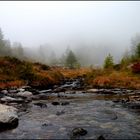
0, 56, 139, 90
56, 67, 91, 79
0, 56, 64, 89
86, 69, 140, 89
131, 62, 140, 73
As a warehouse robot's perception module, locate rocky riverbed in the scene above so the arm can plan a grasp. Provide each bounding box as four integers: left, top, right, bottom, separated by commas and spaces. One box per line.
0, 78, 140, 139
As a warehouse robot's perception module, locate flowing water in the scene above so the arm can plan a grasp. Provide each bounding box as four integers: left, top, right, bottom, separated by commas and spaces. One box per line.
0, 92, 140, 139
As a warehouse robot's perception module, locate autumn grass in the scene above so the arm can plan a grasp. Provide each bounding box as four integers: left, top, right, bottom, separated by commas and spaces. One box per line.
85, 68, 140, 89
0, 56, 139, 90
56, 67, 91, 79
0, 56, 64, 89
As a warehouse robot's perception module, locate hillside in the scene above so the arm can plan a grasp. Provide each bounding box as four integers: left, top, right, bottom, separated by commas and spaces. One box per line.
0, 56, 90, 89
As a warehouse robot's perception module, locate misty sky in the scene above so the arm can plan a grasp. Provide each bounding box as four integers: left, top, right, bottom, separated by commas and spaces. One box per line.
0, 1, 140, 64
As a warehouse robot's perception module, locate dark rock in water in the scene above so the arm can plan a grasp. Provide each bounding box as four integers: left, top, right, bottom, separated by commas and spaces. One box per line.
127, 103, 140, 109
113, 99, 120, 103
28, 89, 40, 95
32, 93, 49, 100
42, 123, 48, 127
61, 101, 70, 106
71, 127, 87, 136
52, 101, 60, 106
0, 93, 5, 98
0, 118, 18, 132
111, 114, 118, 120
97, 135, 106, 140
121, 98, 130, 104
101, 89, 117, 94
34, 102, 47, 108
56, 110, 65, 116
42, 122, 52, 128
25, 99, 32, 103
54, 87, 66, 93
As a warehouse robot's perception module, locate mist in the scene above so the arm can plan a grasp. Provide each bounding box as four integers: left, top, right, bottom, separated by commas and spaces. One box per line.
0, 1, 140, 66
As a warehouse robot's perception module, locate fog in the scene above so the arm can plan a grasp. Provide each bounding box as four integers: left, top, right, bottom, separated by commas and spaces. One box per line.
0, 1, 140, 66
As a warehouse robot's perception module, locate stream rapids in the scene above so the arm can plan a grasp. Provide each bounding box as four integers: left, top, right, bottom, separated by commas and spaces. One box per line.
0, 78, 140, 139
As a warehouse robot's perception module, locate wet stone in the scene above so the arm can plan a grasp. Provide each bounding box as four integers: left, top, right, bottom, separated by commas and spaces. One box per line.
8, 89, 18, 93
34, 102, 47, 108
71, 127, 87, 137
97, 135, 106, 140
112, 99, 120, 103
1, 96, 24, 103
61, 101, 70, 106
127, 103, 140, 109
56, 110, 65, 116
41, 121, 53, 128
0, 93, 5, 98
1, 90, 8, 94
17, 91, 33, 98
0, 104, 19, 131
32, 93, 49, 100
52, 102, 60, 106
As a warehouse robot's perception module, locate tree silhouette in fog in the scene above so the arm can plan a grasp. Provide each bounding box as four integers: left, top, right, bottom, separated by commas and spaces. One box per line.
65, 50, 78, 69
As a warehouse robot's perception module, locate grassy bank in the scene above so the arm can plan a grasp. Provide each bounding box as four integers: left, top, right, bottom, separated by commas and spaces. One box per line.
85, 68, 140, 89
0, 56, 90, 89
0, 56, 139, 90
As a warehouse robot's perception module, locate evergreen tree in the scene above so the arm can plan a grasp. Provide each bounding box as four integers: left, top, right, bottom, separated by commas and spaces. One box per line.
0, 28, 12, 56
12, 42, 24, 60
65, 50, 78, 69
130, 34, 140, 61
136, 43, 140, 58
104, 53, 114, 69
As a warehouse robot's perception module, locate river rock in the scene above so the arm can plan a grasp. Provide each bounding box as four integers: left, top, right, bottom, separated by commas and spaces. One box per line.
0, 104, 18, 131
1, 96, 24, 103
54, 87, 66, 93
127, 102, 140, 109
87, 89, 99, 93
42, 121, 52, 128
71, 127, 87, 136
0, 93, 5, 98
1, 90, 8, 94
8, 89, 18, 93
17, 91, 33, 98
34, 102, 47, 108
27, 88, 40, 95
52, 101, 60, 105
18, 88, 25, 92
97, 135, 106, 140
39, 89, 52, 94
31, 93, 49, 100
113, 99, 120, 103
61, 101, 70, 106
56, 110, 65, 116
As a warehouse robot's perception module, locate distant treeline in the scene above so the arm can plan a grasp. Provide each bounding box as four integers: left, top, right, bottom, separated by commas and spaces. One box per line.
0, 27, 140, 69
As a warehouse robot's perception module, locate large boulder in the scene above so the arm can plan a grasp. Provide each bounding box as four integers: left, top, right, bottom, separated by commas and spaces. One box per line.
0, 104, 18, 131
